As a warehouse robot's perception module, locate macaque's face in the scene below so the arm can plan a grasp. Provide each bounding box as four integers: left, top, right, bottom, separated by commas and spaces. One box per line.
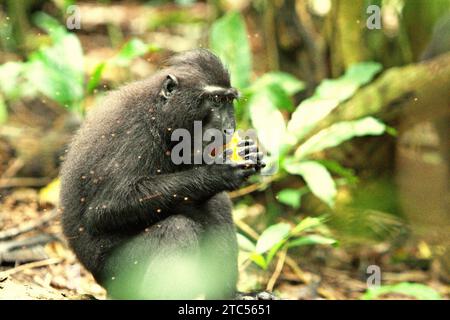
160, 73, 238, 140
199, 85, 238, 139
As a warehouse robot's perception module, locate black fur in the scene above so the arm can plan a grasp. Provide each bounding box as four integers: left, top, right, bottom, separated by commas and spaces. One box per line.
60, 49, 260, 299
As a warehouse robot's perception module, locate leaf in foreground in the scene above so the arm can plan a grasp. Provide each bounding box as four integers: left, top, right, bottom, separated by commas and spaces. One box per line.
295, 117, 386, 158
285, 160, 337, 207
255, 223, 291, 254
210, 11, 252, 89
362, 282, 442, 300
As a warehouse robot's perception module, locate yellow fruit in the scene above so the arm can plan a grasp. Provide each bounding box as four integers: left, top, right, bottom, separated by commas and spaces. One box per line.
39, 178, 60, 205
226, 132, 243, 162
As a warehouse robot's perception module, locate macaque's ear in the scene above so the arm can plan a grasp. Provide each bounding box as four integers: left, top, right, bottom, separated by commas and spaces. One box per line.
160, 74, 178, 99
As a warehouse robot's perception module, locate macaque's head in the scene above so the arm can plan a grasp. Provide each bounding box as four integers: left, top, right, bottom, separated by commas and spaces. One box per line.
157, 49, 238, 139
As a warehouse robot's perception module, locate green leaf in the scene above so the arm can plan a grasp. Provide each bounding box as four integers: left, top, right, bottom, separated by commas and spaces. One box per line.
362, 283, 442, 300
288, 235, 337, 248
255, 223, 291, 254
210, 11, 252, 89
237, 233, 256, 252
316, 159, 358, 184
287, 62, 382, 143
249, 252, 267, 269
259, 84, 295, 112
249, 90, 287, 155
26, 14, 84, 110
344, 62, 383, 86
266, 240, 287, 266
0, 95, 8, 124
251, 72, 305, 96
87, 62, 106, 94
0, 62, 23, 99
285, 160, 336, 207
287, 98, 340, 141
295, 117, 386, 158
315, 78, 358, 102
315, 62, 382, 101
291, 216, 325, 234
276, 188, 304, 209
113, 38, 152, 67
33, 12, 67, 42
0, 62, 38, 100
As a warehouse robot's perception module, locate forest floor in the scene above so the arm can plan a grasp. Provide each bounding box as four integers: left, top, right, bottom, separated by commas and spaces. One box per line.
0, 189, 448, 300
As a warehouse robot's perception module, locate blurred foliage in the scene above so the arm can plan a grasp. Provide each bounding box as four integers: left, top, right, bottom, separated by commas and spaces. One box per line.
362, 282, 442, 300
0, 13, 157, 114
210, 11, 252, 89
87, 39, 160, 94
238, 216, 337, 270
27, 13, 84, 111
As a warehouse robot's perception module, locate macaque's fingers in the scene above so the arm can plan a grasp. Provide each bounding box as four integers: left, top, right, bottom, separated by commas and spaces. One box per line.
255, 152, 266, 170
257, 160, 267, 169
237, 139, 256, 147
243, 151, 264, 163
238, 145, 258, 157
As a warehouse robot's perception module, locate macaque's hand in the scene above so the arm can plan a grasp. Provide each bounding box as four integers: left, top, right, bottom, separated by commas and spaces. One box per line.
207, 140, 263, 191
236, 139, 266, 171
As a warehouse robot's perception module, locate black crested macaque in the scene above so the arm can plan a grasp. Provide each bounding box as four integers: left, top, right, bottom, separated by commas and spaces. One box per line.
60, 49, 265, 299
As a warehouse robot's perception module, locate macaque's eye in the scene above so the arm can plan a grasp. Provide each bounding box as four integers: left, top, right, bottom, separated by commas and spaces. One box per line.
209, 94, 223, 106
211, 94, 234, 105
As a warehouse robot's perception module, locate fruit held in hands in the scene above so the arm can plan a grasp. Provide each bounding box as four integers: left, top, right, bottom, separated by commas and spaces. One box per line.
226, 132, 244, 162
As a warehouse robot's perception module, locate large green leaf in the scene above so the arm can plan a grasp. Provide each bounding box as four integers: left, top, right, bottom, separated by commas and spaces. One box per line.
316, 159, 358, 184
210, 11, 252, 89
288, 235, 337, 248
276, 188, 304, 209
33, 12, 67, 42
344, 62, 383, 87
285, 160, 337, 207
287, 62, 382, 142
315, 78, 359, 102
287, 98, 339, 141
249, 252, 267, 269
256, 84, 295, 112
249, 90, 287, 155
237, 233, 256, 252
26, 13, 84, 110
0, 62, 38, 100
362, 282, 442, 300
295, 117, 386, 158
250, 72, 305, 96
87, 62, 106, 94
315, 62, 382, 101
291, 216, 325, 234
0, 62, 23, 99
255, 223, 291, 254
